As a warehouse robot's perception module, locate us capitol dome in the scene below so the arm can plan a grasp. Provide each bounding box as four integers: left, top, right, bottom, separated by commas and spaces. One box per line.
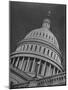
10, 18, 66, 88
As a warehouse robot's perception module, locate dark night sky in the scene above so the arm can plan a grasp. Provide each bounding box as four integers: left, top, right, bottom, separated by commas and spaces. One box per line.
10, 1, 66, 71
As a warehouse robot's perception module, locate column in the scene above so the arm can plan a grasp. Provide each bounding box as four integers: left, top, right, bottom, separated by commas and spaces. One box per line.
22, 58, 27, 71
46, 64, 51, 76
12, 58, 15, 65
25, 57, 30, 72
10, 58, 12, 64
37, 60, 41, 74
10, 58, 13, 64
41, 62, 46, 76
57, 70, 59, 74
31, 58, 36, 73
55, 54, 58, 60
48, 64, 51, 76
15, 57, 19, 67
18, 57, 24, 70
53, 67, 55, 75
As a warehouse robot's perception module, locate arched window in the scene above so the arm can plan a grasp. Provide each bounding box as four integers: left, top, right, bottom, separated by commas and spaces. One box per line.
39, 46, 41, 52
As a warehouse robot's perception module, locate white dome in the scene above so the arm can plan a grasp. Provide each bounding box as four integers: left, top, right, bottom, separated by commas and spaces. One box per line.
24, 25, 59, 50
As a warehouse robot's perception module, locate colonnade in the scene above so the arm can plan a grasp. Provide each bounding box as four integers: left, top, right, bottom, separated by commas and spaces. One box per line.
10, 56, 60, 78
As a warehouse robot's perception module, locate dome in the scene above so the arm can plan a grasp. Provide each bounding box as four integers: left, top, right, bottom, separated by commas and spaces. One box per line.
10, 19, 63, 80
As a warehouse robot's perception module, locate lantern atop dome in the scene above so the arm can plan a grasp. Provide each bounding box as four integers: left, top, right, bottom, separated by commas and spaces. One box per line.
42, 18, 51, 29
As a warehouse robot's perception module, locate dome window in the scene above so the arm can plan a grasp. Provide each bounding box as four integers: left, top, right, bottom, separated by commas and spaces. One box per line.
46, 34, 48, 38
43, 33, 45, 37
26, 44, 29, 51
33, 32, 35, 37
23, 45, 25, 51
51, 52, 53, 57
30, 44, 33, 51
39, 46, 41, 52
43, 48, 46, 54
35, 45, 37, 51
55, 68, 57, 74
36, 32, 38, 36
47, 49, 50, 56
39, 32, 41, 36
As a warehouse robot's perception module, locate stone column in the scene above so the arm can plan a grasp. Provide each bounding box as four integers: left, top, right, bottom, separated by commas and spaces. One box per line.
41, 62, 46, 76
31, 58, 36, 73
53, 67, 55, 75
57, 70, 59, 74
37, 60, 41, 74
22, 58, 27, 71
15, 57, 19, 67
25, 57, 30, 72
18, 57, 24, 70
48, 64, 51, 76
12, 58, 15, 65
45, 63, 48, 77
55, 54, 58, 60
46, 64, 51, 76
